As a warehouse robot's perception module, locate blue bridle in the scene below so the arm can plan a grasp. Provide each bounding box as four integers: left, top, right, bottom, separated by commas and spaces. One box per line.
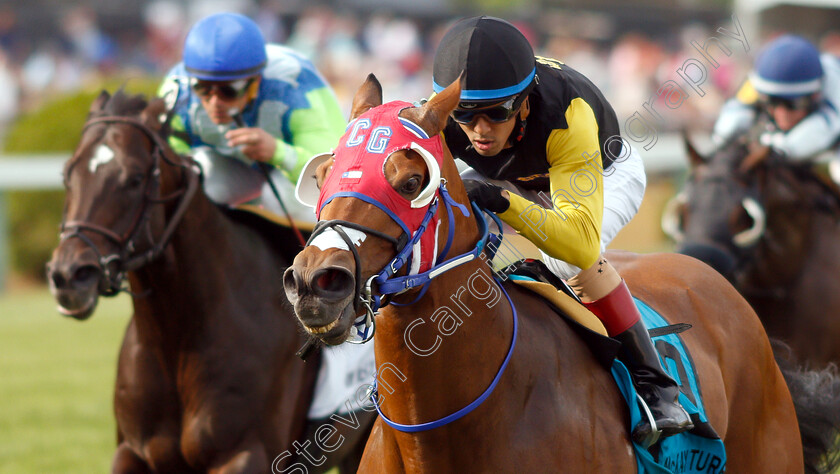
309, 178, 520, 432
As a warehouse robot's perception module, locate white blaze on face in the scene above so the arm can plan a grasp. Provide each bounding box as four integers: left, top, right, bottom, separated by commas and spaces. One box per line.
88, 144, 116, 173
310, 226, 367, 252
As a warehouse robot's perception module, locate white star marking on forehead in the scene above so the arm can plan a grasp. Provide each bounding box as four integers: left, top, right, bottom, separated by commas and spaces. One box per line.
88, 144, 115, 173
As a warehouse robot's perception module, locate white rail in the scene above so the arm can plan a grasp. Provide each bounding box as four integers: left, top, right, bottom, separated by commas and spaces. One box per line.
0, 155, 67, 190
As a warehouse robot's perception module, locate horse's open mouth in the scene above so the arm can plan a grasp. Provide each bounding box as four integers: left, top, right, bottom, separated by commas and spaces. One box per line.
299, 303, 357, 344
303, 317, 342, 335
56, 295, 98, 320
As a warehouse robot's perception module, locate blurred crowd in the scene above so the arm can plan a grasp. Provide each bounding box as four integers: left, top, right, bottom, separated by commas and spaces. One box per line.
2, 1, 840, 141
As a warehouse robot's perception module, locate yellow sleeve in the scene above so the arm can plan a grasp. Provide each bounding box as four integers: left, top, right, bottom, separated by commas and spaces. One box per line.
497, 97, 604, 269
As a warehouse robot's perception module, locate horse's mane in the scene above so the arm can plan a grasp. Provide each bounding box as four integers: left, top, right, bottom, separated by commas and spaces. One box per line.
709, 134, 750, 171
222, 205, 311, 266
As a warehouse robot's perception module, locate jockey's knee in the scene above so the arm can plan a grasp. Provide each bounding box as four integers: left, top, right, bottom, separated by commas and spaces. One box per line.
193, 147, 264, 205
566, 256, 622, 303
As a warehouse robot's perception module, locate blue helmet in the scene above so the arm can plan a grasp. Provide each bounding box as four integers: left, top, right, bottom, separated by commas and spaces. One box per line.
183, 13, 267, 81
750, 35, 823, 99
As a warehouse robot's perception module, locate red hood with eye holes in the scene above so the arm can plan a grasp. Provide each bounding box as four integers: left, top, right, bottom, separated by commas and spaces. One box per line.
316, 101, 445, 274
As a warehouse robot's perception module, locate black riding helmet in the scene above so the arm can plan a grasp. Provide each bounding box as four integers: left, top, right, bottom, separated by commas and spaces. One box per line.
433, 16, 537, 108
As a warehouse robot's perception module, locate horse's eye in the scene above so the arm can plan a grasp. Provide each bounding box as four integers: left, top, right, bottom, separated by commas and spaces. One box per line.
401, 176, 421, 194
127, 173, 145, 189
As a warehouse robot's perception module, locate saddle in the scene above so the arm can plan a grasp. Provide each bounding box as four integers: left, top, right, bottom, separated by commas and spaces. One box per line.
507, 259, 607, 337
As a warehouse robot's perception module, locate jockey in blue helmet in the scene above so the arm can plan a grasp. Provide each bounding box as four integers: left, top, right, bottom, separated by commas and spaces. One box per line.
713, 35, 840, 167
158, 12, 345, 223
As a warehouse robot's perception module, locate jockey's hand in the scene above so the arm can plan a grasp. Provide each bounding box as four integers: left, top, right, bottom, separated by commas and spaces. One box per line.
757, 131, 791, 159
758, 131, 785, 150
225, 127, 278, 163
464, 179, 510, 213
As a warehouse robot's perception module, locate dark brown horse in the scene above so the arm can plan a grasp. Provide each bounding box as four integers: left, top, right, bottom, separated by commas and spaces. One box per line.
283, 75, 840, 472
664, 136, 840, 369
46, 90, 373, 473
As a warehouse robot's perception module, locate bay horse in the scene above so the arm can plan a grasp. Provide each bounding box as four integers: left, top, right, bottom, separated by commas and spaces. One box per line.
664, 136, 840, 369
46, 90, 373, 473
283, 75, 840, 472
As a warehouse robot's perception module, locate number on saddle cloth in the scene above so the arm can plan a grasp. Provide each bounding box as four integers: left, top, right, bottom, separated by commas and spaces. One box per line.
614, 298, 726, 474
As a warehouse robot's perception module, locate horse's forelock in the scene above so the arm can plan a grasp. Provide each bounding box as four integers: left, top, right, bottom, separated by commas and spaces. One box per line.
71, 90, 154, 175
95, 89, 149, 118
705, 137, 751, 175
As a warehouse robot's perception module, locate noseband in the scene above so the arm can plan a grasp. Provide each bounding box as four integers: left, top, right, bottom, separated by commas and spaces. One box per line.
59, 115, 200, 296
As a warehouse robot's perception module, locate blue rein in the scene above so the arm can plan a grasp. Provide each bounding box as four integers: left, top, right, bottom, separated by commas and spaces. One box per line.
364, 185, 518, 432
373, 280, 518, 432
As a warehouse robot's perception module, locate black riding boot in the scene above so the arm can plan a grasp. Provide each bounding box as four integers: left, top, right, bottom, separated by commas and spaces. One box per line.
615, 319, 695, 446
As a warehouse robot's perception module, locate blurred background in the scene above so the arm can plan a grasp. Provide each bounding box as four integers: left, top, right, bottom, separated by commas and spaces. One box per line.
0, 0, 837, 472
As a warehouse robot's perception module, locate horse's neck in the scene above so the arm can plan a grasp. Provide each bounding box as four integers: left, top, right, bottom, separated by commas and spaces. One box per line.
128, 194, 276, 333
743, 175, 821, 288
374, 259, 514, 427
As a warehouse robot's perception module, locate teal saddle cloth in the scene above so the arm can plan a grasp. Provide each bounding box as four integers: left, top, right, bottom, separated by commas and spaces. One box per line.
612, 298, 726, 474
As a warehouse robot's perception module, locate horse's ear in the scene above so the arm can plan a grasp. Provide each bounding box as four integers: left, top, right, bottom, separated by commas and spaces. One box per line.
140, 98, 168, 132
401, 74, 462, 137
683, 130, 706, 168
349, 74, 383, 121
140, 98, 166, 132
88, 90, 110, 115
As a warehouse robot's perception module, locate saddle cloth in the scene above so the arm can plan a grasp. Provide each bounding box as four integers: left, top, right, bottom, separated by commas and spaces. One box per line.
307, 341, 377, 419
513, 279, 727, 473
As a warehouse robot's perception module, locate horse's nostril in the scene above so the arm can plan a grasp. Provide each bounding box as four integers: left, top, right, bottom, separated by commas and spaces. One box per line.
283, 267, 301, 294
50, 271, 68, 289
310, 268, 354, 300
317, 272, 337, 290
73, 265, 100, 284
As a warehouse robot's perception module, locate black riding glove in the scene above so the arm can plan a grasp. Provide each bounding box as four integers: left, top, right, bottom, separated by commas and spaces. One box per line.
464, 179, 510, 213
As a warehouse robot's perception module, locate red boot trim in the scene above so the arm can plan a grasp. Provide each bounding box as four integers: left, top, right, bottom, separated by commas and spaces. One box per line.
582, 280, 641, 336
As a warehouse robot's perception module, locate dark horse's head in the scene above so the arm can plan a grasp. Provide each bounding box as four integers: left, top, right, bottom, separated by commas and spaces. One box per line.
47, 90, 198, 319
664, 135, 820, 284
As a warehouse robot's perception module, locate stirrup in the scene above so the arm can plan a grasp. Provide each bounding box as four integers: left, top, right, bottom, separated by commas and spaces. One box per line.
632, 393, 693, 448
635, 393, 662, 449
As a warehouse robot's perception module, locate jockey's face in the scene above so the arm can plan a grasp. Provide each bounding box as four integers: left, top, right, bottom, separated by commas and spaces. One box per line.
192, 76, 260, 125
455, 98, 528, 157
767, 104, 809, 132
762, 93, 816, 132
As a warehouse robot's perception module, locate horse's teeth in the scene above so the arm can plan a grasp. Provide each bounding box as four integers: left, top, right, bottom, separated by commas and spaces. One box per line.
306, 318, 340, 334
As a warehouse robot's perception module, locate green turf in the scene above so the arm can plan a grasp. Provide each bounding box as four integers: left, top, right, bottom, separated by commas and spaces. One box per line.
0, 287, 131, 474
0, 289, 342, 474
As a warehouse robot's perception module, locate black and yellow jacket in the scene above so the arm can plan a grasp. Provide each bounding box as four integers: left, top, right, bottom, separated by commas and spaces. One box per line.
443, 58, 622, 269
